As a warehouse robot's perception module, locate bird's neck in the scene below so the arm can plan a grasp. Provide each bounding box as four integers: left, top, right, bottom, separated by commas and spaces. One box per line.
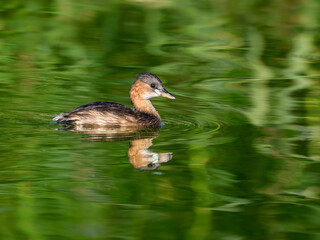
131, 95, 160, 119
130, 84, 161, 120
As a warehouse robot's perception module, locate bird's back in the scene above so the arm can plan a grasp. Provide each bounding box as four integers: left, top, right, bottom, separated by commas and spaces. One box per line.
53, 101, 161, 126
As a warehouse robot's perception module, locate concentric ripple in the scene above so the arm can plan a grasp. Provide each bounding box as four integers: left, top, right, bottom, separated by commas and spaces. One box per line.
160, 113, 226, 147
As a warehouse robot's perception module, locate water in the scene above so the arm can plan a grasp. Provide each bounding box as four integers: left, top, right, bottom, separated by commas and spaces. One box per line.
1, 0, 320, 239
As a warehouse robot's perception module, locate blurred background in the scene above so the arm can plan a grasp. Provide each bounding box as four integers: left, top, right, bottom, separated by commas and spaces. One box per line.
0, 0, 319, 239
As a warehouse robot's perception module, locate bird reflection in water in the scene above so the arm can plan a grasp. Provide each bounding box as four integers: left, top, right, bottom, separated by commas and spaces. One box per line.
58, 125, 172, 170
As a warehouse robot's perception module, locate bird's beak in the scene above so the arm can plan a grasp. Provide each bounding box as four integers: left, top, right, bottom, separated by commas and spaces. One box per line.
161, 89, 175, 99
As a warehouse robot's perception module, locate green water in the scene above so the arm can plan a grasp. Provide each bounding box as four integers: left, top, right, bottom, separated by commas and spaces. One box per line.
1, 0, 319, 239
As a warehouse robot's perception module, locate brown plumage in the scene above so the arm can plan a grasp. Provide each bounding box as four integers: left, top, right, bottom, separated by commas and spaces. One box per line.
53, 73, 175, 126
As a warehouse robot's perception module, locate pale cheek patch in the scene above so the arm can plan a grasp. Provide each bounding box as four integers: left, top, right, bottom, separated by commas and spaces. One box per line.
142, 91, 161, 99
155, 89, 161, 95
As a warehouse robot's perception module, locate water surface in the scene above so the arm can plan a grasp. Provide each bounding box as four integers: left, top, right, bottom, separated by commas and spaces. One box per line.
0, 1, 319, 239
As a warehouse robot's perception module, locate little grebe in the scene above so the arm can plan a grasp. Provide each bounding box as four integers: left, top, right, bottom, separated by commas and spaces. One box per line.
53, 72, 175, 126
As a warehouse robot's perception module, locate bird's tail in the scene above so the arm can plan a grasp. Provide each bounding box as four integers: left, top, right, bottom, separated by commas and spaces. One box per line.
52, 113, 73, 124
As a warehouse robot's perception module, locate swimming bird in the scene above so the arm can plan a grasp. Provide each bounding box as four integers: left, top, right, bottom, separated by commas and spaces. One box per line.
53, 72, 175, 126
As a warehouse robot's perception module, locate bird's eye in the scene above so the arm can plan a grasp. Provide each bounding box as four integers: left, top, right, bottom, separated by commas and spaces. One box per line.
151, 83, 156, 88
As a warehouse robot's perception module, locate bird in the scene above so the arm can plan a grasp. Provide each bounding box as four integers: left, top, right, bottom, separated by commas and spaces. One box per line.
52, 72, 175, 126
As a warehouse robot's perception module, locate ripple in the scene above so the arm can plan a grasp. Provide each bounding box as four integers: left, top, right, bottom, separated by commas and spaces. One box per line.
163, 114, 222, 136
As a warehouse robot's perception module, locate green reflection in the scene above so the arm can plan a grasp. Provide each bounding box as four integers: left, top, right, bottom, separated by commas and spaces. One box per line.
0, 0, 319, 239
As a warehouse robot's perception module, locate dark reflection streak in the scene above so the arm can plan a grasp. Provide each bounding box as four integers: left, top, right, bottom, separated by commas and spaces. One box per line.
56, 125, 172, 170
292, 89, 309, 157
